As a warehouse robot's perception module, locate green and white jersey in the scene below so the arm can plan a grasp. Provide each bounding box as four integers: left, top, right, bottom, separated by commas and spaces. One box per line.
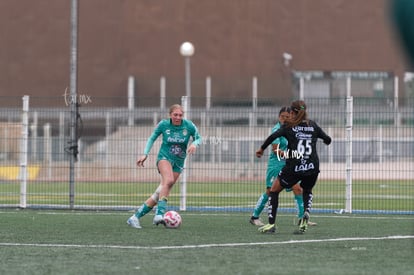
268, 122, 288, 170
143, 118, 202, 162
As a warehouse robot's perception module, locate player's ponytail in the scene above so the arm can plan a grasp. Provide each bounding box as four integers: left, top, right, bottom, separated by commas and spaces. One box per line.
285, 100, 308, 128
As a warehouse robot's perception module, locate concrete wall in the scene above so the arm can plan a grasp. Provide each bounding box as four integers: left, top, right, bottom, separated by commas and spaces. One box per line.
0, 0, 408, 105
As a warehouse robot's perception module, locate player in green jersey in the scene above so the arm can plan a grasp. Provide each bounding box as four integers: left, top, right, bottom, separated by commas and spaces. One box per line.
250, 107, 315, 226
127, 104, 202, 228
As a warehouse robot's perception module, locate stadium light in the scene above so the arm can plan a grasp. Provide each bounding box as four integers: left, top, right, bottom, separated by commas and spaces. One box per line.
283, 52, 292, 66
180, 42, 194, 112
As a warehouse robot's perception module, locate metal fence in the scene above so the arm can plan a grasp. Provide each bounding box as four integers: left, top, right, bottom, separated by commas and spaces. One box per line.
0, 96, 413, 215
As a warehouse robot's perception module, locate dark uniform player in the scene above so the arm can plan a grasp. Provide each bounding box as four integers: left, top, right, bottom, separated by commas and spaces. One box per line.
255, 100, 332, 234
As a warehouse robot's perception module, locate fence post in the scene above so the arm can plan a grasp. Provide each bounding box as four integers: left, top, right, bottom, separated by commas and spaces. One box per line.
345, 96, 353, 214
248, 113, 256, 175
346, 76, 351, 97
152, 112, 158, 127
205, 76, 211, 127
378, 125, 383, 163
30, 112, 38, 161
180, 96, 189, 211
251, 76, 258, 126
19, 95, 29, 208
328, 127, 333, 163
394, 76, 400, 126
160, 76, 166, 111
59, 112, 65, 161
105, 112, 111, 178
69, 0, 79, 209
206, 76, 211, 110
299, 77, 304, 100
44, 123, 52, 179
128, 76, 135, 126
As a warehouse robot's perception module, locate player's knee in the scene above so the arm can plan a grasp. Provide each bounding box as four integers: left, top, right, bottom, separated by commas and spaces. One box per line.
270, 186, 281, 193
292, 184, 302, 195
163, 178, 175, 188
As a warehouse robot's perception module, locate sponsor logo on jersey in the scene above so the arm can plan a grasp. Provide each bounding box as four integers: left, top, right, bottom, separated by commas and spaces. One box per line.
292, 126, 314, 132
167, 136, 186, 143
295, 132, 312, 139
294, 162, 315, 172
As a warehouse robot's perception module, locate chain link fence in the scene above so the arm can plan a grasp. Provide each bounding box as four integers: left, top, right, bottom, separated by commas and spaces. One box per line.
0, 95, 413, 214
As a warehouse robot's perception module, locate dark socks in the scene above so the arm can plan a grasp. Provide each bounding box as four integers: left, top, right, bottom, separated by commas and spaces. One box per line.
302, 189, 313, 213
267, 191, 279, 224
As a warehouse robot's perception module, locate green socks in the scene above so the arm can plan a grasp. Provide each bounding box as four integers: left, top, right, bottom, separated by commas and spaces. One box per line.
294, 194, 304, 218
135, 203, 152, 219
253, 192, 304, 219
252, 192, 269, 218
156, 197, 168, 215
134, 197, 168, 219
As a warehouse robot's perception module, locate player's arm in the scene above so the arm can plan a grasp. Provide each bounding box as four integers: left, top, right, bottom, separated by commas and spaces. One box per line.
315, 122, 332, 145
256, 128, 283, 158
187, 122, 202, 154
270, 125, 284, 157
137, 122, 163, 167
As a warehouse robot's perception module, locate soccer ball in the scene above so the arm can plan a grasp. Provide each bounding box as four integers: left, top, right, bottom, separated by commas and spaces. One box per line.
163, 210, 182, 228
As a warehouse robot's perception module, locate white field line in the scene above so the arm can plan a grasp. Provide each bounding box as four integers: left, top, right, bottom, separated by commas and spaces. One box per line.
1, 211, 414, 220
1, 211, 412, 250
0, 235, 413, 250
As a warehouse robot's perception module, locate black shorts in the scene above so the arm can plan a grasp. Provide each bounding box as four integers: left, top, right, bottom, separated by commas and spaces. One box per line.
278, 170, 320, 190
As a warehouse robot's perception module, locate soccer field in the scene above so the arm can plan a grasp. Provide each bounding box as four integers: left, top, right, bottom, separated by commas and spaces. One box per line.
0, 210, 413, 274
1, 179, 413, 213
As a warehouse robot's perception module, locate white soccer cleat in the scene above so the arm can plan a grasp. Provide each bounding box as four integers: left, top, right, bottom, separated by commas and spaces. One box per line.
127, 215, 141, 229
153, 214, 166, 226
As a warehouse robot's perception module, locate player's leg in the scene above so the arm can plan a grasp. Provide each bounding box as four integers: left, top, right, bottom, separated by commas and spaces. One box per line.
300, 173, 318, 213
297, 173, 319, 233
250, 189, 268, 226
291, 183, 317, 226
258, 177, 284, 233
137, 185, 161, 218
127, 185, 161, 229
291, 183, 304, 219
250, 170, 275, 226
153, 160, 180, 225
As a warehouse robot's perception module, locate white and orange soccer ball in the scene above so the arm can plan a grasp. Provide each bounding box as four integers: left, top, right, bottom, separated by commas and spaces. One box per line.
163, 210, 182, 228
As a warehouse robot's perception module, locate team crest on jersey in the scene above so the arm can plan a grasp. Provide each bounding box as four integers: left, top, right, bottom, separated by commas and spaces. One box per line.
182, 129, 188, 136
169, 145, 182, 155
166, 129, 170, 135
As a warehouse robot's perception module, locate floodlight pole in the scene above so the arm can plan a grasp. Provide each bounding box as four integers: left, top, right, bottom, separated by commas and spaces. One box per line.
180, 42, 195, 117
69, 0, 79, 209
179, 42, 194, 211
